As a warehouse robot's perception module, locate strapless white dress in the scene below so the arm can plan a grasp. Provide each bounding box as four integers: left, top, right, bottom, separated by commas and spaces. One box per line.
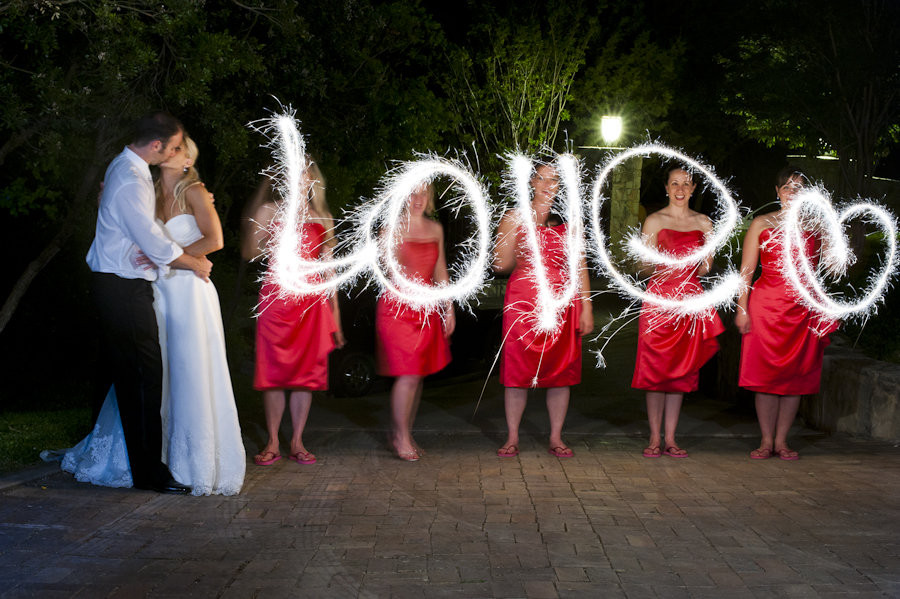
59, 214, 245, 495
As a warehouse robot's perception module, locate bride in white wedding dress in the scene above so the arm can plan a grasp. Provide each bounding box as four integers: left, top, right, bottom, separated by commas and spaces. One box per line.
60, 136, 245, 496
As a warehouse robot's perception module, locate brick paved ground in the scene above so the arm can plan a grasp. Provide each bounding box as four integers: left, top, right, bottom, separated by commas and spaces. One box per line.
2, 325, 899, 598
2, 431, 899, 598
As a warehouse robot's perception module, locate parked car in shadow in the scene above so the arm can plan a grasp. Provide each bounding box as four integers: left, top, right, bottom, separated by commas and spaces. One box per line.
329, 280, 505, 396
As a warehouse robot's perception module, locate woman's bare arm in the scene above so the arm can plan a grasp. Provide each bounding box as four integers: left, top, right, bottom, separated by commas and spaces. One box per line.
181, 184, 224, 258
493, 210, 518, 274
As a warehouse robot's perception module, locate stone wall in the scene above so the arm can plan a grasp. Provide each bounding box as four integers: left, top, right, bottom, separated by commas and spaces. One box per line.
801, 344, 900, 441
608, 155, 643, 261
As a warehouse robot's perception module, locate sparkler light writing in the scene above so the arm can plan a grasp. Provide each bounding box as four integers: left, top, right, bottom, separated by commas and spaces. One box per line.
505, 153, 585, 332
781, 187, 898, 321
255, 113, 897, 331
365, 157, 494, 309
588, 145, 745, 315
256, 112, 493, 311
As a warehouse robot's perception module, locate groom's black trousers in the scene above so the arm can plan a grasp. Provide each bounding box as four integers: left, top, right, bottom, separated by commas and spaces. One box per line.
91, 272, 169, 487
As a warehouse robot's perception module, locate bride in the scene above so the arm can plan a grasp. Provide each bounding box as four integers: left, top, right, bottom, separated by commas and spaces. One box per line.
59, 136, 245, 496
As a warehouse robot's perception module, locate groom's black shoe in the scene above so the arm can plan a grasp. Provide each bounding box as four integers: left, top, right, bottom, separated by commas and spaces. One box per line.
135, 477, 191, 495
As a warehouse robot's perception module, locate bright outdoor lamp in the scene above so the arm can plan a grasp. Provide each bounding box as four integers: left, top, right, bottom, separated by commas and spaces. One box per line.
601, 116, 623, 144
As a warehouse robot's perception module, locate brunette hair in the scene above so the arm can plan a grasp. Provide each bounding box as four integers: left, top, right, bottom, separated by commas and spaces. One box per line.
421, 182, 436, 217
132, 111, 183, 147
306, 161, 336, 248
775, 166, 809, 188
665, 165, 694, 183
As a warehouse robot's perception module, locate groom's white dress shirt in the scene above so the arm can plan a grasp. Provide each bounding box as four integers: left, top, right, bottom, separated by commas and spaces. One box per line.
87, 147, 183, 280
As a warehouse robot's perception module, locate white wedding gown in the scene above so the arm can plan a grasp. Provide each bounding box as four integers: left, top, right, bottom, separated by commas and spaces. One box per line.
59, 214, 245, 496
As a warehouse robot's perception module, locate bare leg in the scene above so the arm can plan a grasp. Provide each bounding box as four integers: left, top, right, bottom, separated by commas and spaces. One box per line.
546, 386, 571, 454
774, 395, 801, 458
288, 390, 313, 458
408, 378, 425, 455
753, 392, 779, 457
260, 389, 286, 457
500, 387, 528, 453
663, 392, 685, 454
390, 375, 422, 459
645, 391, 665, 453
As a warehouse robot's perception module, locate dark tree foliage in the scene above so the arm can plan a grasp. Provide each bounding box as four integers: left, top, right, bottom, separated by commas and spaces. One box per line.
1, 0, 898, 410
718, 0, 900, 197
0, 1, 269, 336
0, 0, 453, 336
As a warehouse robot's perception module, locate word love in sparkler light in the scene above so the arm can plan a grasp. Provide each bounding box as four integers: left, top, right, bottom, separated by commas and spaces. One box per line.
257, 113, 896, 329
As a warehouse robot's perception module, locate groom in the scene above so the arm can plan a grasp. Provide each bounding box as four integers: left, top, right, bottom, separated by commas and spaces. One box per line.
87, 112, 212, 494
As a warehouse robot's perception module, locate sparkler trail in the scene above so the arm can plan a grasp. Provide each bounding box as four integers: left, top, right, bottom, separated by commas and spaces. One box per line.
781, 187, 898, 321
588, 144, 745, 315
252, 112, 898, 350
249, 112, 367, 297
367, 157, 494, 310
505, 153, 586, 332
253, 112, 493, 309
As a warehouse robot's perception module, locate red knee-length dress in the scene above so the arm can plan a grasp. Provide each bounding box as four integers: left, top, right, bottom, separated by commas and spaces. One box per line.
500, 223, 582, 388
254, 222, 337, 391
376, 240, 451, 377
739, 228, 837, 395
631, 229, 725, 392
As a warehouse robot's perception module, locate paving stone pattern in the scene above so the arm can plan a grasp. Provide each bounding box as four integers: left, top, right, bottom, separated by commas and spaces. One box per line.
2, 432, 899, 598
2, 321, 899, 597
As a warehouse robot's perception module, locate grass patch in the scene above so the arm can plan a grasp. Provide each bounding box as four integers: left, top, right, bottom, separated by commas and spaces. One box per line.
0, 408, 91, 474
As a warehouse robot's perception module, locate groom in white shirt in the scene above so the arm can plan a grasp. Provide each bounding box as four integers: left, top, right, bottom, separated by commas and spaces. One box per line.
87, 112, 212, 494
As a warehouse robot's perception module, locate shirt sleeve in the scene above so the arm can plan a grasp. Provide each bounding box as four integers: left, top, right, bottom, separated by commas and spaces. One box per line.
115, 181, 184, 268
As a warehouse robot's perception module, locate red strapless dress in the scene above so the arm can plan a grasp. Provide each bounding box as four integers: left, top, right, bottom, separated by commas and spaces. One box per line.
376, 240, 451, 376
739, 228, 837, 395
631, 229, 725, 392
500, 224, 582, 388
254, 222, 337, 391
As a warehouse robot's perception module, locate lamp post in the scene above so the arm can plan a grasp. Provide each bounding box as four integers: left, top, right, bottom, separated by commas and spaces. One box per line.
582, 116, 642, 261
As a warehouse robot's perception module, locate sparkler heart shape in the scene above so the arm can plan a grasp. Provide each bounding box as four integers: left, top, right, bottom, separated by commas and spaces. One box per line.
782, 188, 898, 320
588, 145, 744, 315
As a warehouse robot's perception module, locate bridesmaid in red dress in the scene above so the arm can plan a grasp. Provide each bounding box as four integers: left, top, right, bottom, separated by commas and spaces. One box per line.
376, 182, 455, 461
494, 163, 594, 459
632, 167, 724, 458
242, 162, 345, 467
736, 167, 836, 461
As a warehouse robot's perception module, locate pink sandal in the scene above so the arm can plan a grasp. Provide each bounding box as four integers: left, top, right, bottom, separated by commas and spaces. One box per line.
642, 447, 661, 458
289, 450, 317, 465
254, 450, 282, 466
497, 445, 519, 458
548, 446, 574, 458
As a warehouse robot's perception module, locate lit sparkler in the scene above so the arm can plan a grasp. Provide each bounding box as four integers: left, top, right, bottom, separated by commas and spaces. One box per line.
781, 187, 898, 321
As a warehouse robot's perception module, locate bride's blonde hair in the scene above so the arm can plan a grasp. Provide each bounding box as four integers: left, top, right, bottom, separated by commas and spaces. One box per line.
306, 161, 336, 248
155, 135, 201, 214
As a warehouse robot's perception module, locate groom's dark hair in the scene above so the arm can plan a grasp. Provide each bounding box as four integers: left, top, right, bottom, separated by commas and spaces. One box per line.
132, 111, 184, 147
